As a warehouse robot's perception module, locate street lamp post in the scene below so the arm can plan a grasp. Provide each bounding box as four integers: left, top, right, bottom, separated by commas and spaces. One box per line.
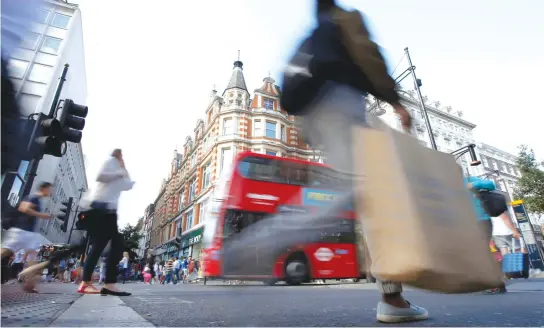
370, 48, 438, 150
404, 47, 438, 151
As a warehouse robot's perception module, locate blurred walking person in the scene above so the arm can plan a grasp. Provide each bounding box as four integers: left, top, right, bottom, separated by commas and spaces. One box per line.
163, 258, 174, 285
119, 252, 129, 284
73, 149, 134, 295
1, 0, 44, 180
281, 0, 427, 323
1, 182, 54, 292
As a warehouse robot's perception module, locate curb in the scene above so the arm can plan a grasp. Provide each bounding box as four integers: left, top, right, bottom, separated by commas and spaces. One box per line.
50, 294, 154, 327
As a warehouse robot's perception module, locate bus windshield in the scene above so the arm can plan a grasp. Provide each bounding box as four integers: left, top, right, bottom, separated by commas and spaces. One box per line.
237, 156, 340, 189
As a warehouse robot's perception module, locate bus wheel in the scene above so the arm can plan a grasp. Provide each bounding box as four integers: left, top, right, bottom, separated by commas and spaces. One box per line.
285, 253, 308, 286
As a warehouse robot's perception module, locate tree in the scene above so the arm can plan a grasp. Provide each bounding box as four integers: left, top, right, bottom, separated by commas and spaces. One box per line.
514, 145, 544, 214
120, 223, 143, 260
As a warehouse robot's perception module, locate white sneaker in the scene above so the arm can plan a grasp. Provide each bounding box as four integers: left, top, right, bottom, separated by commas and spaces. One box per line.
376, 301, 429, 323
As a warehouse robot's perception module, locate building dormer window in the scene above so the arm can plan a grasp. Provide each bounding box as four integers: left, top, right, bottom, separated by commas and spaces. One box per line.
263, 98, 274, 110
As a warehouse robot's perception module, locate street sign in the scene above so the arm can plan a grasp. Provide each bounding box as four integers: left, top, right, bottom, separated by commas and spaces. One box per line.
511, 200, 544, 271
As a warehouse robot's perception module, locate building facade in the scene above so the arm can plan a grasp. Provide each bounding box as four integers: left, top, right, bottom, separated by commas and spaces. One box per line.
148, 59, 315, 261
137, 204, 155, 258
476, 143, 521, 199
4, 0, 88, 244
367, 90, 481, 177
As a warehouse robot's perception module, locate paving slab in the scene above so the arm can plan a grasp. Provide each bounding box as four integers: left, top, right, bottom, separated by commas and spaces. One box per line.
1, 283, 80, 327
50, 294, 154, 327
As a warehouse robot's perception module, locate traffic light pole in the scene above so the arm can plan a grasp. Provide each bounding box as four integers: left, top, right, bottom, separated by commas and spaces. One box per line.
19, 64, 69, 201
48, 64, 69, 118
67, 188, 85, 244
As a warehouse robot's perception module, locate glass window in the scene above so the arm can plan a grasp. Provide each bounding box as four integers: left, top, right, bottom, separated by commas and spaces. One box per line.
191, 154, 197, 168
237, 156, 340, 188
178, 189, 185, 212
253, 120, 262, 136
189, 179, 196, 202
266, 150, 277, 156
223, 209, 267, 238
38, 9, 50, 24
41, 36, 62, 54
202, 162, 211, 190
28, 63, 53, 83
21, 32, 41, 50
199, 199, 209, 224
186, 210, 194, 230
220, 148, 233, 175
51, 13, 71, 29
266, 121, 276, 138
223, 118, 233, 135
263, 98, 274, 110
7, 59, 29, 79
281, 125, 286, 142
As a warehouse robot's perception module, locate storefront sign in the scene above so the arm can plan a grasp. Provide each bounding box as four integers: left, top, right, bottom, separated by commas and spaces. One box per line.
180, 227, 204, 249
511, 200, 544, 270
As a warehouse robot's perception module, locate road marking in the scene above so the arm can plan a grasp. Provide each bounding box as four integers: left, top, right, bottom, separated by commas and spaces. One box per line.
135, 296, 193, 304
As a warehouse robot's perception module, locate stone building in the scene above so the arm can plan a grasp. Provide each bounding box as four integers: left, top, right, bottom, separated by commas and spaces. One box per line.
148, 59, 314, 260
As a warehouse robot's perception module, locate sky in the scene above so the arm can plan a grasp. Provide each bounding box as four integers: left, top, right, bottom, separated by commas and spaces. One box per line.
73, 0, 544, 227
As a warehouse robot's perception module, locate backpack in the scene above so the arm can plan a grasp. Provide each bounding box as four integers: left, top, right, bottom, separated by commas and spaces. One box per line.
477, 190, 508, 217
281, 17, 358, 115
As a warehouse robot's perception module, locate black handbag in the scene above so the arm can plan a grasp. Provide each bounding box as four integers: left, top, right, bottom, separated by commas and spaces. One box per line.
477, 190, 508, 217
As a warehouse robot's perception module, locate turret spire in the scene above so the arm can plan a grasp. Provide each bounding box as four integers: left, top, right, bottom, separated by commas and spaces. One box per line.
224, 50, 247, 92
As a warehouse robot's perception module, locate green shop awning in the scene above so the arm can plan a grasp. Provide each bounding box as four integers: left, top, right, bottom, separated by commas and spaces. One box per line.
180, 226, 204, 249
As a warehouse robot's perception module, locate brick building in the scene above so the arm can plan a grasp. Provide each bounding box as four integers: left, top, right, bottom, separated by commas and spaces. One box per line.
149, 59, 315, 260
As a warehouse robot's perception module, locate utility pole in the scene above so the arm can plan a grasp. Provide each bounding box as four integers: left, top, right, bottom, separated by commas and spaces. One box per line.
404, 47, 438, 151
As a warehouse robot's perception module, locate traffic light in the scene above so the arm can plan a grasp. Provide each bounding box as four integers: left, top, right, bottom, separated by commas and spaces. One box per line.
75, 210, 92, 230
174, 225, 182, 247
27, 113, 65, 157
58, 197, 73, 232
59, 99, 88, 144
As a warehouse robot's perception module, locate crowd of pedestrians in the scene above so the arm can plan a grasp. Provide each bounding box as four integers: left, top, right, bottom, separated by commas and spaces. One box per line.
142, 256, 200, 285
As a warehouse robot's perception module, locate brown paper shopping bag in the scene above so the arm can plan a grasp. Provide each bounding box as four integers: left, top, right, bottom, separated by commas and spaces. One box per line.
352, 120, 503, 293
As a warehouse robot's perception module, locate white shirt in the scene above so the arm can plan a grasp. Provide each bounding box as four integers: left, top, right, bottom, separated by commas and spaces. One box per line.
120, 257, 129, 269
13, 250, 25, 263
91, 157, 134, 210
491, 216, 514, 236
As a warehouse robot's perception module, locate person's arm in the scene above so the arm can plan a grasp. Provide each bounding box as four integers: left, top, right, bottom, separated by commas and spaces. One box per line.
96, 158, 126, 183
335, 10, 399, 106
498, 212, 521, 238
470, 179, 496, 191
18, 198, 51, 219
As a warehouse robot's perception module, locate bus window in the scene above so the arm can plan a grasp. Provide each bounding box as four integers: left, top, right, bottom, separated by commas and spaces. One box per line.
237, 157, 286, 184
223, 209, 269, 239
237, 155, 341, 189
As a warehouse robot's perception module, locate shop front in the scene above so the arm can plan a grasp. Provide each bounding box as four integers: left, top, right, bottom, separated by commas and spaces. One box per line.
161, 239, 179, 261
178, 226, 204, 260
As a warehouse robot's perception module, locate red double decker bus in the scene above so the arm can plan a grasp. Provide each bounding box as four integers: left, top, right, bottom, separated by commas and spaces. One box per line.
201, 151, 366, 285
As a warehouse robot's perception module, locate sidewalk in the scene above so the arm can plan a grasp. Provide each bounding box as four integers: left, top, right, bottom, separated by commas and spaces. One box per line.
49, 293, 153, 327
1, 283, 81, 327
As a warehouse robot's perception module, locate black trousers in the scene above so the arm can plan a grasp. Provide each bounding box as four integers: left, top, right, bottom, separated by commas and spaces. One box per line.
82, 211, 124, 283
